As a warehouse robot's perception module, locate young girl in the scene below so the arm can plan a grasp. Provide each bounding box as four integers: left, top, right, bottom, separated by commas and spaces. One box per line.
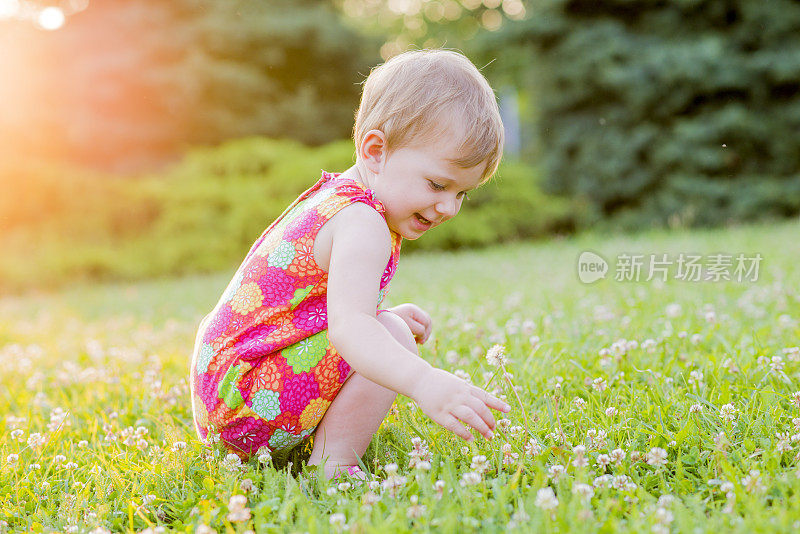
190, 49, 510, 480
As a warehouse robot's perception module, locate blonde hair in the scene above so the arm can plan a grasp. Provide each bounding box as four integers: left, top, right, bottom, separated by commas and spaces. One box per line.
354, 49, 504, 182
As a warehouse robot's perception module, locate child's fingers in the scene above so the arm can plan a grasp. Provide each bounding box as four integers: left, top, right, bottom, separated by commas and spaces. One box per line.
465, 396, 497, 433
439, 413, 474, 441
471, 386, 511, 413
452, 405, 493, 439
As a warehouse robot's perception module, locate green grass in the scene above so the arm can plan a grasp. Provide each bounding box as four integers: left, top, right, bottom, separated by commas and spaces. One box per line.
2, 220, 800, 532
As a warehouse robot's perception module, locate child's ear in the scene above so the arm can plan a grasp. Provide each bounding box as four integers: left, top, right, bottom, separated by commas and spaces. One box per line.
360, 130, 386, 174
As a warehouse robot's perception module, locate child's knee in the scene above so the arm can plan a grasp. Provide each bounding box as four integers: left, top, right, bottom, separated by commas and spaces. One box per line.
376, 311, 418, 354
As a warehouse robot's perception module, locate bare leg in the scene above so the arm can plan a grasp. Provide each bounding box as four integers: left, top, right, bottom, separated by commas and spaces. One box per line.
307, 311, 418, 480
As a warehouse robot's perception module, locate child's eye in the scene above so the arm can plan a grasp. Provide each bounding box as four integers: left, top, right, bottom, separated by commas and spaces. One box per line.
428, 180, 446, 191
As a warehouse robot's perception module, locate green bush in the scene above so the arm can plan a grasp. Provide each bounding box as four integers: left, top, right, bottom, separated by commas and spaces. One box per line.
492, 0, 800, 229
0, 138, 573, 293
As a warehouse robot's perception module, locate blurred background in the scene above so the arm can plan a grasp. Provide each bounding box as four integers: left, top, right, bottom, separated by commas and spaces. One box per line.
1, 0, 799, 293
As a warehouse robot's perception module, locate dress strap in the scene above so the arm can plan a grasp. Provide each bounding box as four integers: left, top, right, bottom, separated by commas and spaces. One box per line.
242, 171, 332, 262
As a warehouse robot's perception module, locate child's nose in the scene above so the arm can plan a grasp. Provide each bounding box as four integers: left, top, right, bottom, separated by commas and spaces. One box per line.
435, 198, 458, 218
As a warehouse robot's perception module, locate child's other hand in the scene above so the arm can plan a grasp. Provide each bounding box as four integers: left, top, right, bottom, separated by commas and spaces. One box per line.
410, 368, 511, 441
387, 303, 432, 344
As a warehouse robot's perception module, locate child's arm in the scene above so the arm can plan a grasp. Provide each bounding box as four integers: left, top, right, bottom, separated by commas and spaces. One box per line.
326, 204, 510, 441
387, 303, 432, 344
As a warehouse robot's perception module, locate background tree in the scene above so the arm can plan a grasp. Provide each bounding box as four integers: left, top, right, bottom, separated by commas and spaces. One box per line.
0, 0, 379, 171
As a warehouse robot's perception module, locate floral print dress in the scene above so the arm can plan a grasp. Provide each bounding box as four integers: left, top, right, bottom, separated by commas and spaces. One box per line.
190, 171, 402, 457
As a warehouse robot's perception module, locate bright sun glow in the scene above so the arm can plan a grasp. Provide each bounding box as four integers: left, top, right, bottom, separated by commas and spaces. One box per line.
0, 0, 19, 19
38, 6, 65, 30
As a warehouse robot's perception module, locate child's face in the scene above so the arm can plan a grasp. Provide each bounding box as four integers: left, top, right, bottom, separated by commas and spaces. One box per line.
369, 132, 485, 240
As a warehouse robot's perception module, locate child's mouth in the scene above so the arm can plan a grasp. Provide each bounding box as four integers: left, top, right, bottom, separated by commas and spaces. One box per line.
414, 213, 432, 226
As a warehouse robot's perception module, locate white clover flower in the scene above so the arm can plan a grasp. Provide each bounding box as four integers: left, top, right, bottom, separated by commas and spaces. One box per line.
508, 425, 524, 437
741, 470, 766, 493
486, 344, 508, 367
10, 429, 24, 441
573, 397, 587, 411
195, 526, 216, 534
666, 303, 681, 318
592, 377, 607, 392
783, 347, 800, 361
222, 453, 242, 471
548, 376, 564, 391
719, 403, 737, 423
646, 447, 668, 467
361, 491, 380, 506
546, 464, 565, 481
142, 494, 157, 505
586, 429, 608, 449
326, 487, 337, 496
612, 474, 632, 490
572, 483, 594, 500
771, 356, 784, 372
704, 311, 716, 324
460, 471, 482, 486
432, 480, 445, 499
535, 487, 559, 510
572, 454, 588, 468
414, 460, 431, 471
171, 441, 187, 451
596, 454, 611, 469
642, 339, 657, 353
229, 495, 247, 511
690, 404, 703, 413
78, 440, 89, 448
27, 433, 46, 448
610, 448, 626, 464
329, 513, 347, 529
654, 507, 674, 525
6, 454, 19, 465
593, 474, 612, 489
524, 438, 542, 457
470, 455, 490, 474
337, 482, 352, 492
657, 494, 675, 507
605, 407, 618, 418
690, 333, 703, 345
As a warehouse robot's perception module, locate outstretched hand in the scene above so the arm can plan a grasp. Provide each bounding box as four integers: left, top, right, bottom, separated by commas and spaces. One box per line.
388, 303, 432, 344
410, 368, 511, 441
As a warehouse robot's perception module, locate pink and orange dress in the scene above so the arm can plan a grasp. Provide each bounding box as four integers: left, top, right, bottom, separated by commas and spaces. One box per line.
189, 171, 402, 458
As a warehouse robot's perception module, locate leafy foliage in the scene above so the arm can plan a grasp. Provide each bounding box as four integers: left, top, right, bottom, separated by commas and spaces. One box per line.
0, 138, 571, 293
0, 0, 378, 170
487, 0, 800, 228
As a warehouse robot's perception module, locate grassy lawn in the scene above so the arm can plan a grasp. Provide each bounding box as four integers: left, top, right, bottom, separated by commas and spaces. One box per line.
2, 220, 800, 532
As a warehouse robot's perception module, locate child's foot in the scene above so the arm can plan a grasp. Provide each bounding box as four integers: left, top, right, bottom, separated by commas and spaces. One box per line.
332, 465, 369, 483
310, 461, 369, 483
